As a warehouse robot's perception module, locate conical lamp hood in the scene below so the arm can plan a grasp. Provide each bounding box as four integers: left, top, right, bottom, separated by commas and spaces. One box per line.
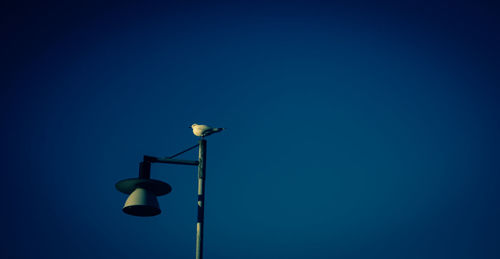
123, 187, 161, 216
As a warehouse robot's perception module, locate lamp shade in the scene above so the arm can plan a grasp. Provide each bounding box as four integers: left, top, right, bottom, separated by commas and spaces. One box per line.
116, 178, 172, 217
123, 187, 160, 216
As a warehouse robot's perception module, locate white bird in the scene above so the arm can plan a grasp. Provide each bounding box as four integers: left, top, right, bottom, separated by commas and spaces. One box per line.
191, 123, 224, 137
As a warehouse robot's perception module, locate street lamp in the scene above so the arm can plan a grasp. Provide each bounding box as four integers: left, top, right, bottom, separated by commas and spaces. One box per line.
115, 139, 208, 259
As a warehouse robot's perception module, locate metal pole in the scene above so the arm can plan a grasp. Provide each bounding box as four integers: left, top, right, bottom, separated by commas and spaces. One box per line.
196, 139, 207, 259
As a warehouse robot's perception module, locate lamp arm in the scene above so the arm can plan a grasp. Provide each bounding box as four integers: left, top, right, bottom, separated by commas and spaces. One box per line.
143, 155, 199, 166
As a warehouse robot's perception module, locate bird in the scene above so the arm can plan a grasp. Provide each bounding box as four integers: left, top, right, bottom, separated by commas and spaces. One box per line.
191, 123, 224, 138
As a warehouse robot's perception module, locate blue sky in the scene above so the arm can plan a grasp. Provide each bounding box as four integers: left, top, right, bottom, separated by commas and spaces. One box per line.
2, 1, 499, 258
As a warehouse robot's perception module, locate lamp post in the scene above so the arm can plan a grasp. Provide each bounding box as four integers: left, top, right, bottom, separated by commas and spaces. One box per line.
115, 139, 208, 259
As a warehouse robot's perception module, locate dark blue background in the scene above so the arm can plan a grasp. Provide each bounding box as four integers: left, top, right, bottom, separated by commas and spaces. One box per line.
2, 1, 499, 258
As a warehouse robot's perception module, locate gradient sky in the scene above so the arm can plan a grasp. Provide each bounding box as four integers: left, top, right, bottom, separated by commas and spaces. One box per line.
2, 1, 499, 258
